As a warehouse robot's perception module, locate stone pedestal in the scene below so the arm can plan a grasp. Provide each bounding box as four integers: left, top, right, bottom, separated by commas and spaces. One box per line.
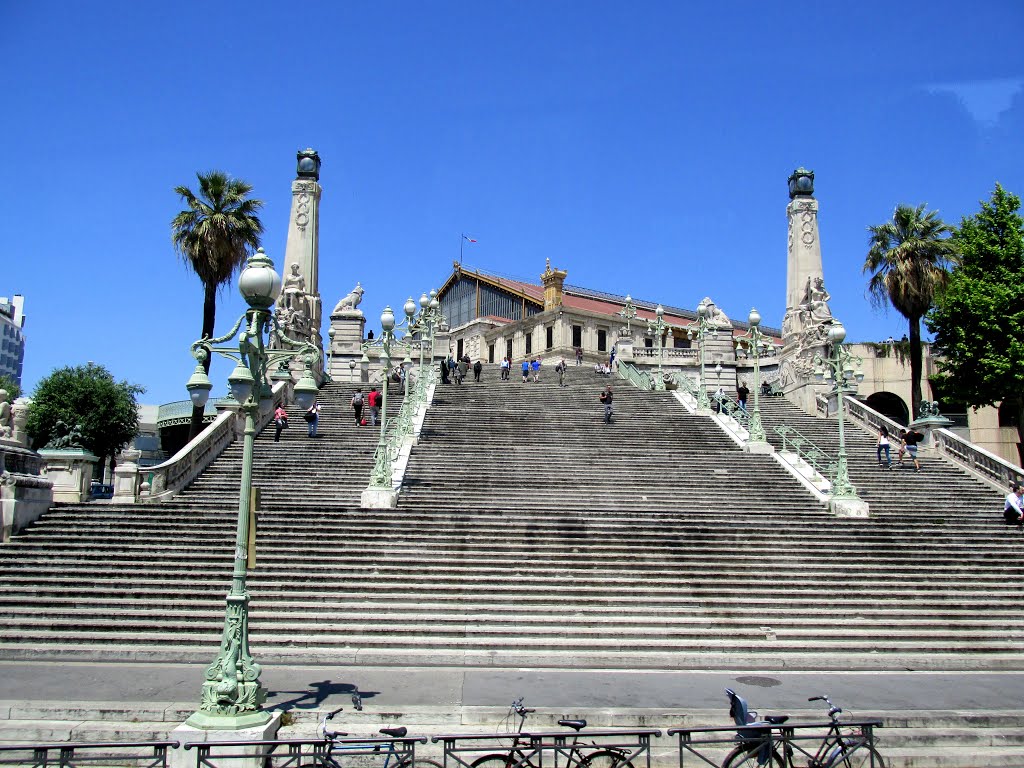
328, 311, 367, 380
361, 486, 398, 509
112, 449, 142, 502
38, 449, 98, 503
1, 441, 53, 542
169, 712, 281, 768
744, 440, 775, 455
831, 497, 870, 518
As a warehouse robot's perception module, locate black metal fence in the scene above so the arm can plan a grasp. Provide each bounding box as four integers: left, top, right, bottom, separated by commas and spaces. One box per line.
431, 727, 662, 768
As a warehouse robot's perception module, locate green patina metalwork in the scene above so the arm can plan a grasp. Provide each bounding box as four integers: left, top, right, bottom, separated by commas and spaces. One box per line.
183, 249, 321, 730
682, 300, 719, 410
363, 292, 445, 492
733, 308, 779, 445
812, 323, 866, 502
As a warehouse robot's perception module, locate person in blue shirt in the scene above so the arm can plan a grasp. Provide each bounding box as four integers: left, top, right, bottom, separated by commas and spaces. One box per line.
531, 358, 541, 382
522, 359, 530, 382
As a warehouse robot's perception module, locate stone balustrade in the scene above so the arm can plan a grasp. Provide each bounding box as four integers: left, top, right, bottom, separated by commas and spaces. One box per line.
138, 381, 288, 503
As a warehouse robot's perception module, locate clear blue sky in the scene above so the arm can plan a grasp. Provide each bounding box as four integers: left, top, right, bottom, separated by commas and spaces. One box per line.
3, 1, 1022, 405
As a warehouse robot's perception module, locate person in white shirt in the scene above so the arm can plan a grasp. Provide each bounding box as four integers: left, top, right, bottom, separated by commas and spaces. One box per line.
1004, 484, 1023, 528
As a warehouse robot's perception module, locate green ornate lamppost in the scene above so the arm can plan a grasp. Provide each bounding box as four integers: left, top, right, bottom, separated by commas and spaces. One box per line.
361, 300, 417, 490
645, 304, 669, 389
619, 295, 638, 335
733, 307, 774, 450
184, 248, 320, 729
684, 300, 719, 411
813, 321, 869, 516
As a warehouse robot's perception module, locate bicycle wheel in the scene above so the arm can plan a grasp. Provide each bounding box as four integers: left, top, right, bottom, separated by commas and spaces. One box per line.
578, 749, 636, 768
472, 755, 517, 768
826, 745, 886, 768
721, 742, 785, 768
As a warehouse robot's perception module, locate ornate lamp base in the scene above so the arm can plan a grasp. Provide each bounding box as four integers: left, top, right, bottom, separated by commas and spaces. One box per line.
185, 703, 272, 730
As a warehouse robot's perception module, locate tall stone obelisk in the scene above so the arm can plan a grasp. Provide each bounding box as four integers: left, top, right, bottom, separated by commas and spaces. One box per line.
279, 149, 324, 356
779, 168, 836, 413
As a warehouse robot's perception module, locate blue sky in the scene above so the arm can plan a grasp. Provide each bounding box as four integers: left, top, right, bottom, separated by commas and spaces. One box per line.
3, 1, 1022, 405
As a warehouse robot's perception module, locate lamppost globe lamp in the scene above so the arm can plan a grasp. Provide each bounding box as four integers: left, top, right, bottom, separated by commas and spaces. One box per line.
404, 297, 417, 319
382, 306, 396, 333
293, 369, 319, 410
187, 363, 213, 408
828, 322, 847, 345
227, 360, 256, 405
238, 248, 282, 309
748, 308, 761, 328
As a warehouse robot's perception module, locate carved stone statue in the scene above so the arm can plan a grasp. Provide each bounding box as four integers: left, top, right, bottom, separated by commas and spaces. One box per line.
699, 297, 731, 328
801, 276, 832, 324
280, 263, 310, 318
0, 390, 11, 439
333, 283, 365, 315
44, 420, 86, 450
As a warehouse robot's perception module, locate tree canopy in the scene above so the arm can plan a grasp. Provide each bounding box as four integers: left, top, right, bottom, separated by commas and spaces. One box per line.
927, 184, 1024, 460
0, 374, 21, 400
171, 171, 263, 438
864, 203, 959, 417
26, 363, 144, 459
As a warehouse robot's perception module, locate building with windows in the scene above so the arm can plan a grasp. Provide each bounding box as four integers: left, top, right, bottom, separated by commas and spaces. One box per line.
436, 259, 782, 384
0, 295, 26, 389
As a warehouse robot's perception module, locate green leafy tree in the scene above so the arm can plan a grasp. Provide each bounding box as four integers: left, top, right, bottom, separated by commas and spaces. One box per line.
927, 184, 1024, 461
0, 374, 20, 400
26, 363, 144, 475
172, 171, 264, 438
864, 203, 959, 417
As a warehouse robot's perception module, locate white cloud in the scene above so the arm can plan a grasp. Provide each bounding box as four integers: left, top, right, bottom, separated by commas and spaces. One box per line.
927, 77, 1024, 125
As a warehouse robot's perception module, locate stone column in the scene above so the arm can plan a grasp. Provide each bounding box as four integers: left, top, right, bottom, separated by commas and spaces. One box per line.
779, 168, 833, 414
281, 148, 324, 354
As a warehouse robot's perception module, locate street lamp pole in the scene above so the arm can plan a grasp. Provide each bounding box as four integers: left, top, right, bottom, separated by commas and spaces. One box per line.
685, 301, 718, 411
619, 295, 637, 335
183, 248, 320, 729
644, 304, 668, 388
813, 322, 868, 516
734, 308, 773, 450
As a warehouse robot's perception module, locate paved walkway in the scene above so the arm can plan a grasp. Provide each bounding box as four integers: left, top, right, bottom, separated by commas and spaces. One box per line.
2, 662, 1023, 714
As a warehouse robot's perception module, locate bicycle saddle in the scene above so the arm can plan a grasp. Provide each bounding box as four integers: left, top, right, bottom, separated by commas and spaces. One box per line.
380, 727, 408, 738
558, 719, 587, 731
324, 730, 349, 738
765, 715, 789, 724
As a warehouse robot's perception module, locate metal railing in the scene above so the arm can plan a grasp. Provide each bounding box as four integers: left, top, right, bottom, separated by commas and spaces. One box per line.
369, 366, 438, 490
667, 720, 882, 768
774, 425, 833, 482
185, 736, 427, 768
432, 727, 661, 768
0, 740, 179, 768
616, 361, 655, 391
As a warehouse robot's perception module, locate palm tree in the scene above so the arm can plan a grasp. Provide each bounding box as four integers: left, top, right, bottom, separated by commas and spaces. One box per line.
172, 171, 264, 438
864, 203, 958, 418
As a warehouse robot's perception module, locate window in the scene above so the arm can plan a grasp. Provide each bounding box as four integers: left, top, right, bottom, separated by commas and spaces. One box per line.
673, 337, 692, 349
645, 338, 653, 348
456, 339, 464, 359
572, 325, 582, 348
506, 339, 513, 360
597, 329, 607, 352
488, 344, 495, 364
526, 333, 532, 355
545, 326, 553, 349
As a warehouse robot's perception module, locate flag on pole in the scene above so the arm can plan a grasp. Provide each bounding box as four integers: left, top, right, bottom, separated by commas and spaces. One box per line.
463, 235, 477, 243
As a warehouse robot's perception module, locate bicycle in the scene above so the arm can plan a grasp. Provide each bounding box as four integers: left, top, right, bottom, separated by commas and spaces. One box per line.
301, 695, 443, 768
470, 698, 637, 768
721, 688, 885, 768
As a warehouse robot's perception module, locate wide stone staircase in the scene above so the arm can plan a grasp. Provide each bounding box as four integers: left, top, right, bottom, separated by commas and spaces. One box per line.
0, 364, 1023, 765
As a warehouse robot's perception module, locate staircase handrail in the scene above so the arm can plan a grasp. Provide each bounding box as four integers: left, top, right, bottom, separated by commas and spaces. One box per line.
712, 391, 750, 430
616, 360, 655, 390
840, 394, 1024, 490
773, 424, 833, 480
139, 380, 288, 502
368, 366, 438, 490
